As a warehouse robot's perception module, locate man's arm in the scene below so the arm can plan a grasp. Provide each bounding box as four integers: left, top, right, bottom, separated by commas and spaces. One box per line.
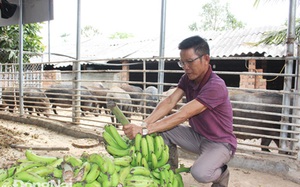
144, 87, 184, 124
147, 97, 207, 134
123, 87, 184, 139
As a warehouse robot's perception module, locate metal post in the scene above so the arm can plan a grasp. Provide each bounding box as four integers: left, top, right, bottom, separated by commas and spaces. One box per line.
158, 0, 167, 94
280, 0, 296, 152
72, 0, 81, 124
18, 0, 24, 117
293, 42, 300, 160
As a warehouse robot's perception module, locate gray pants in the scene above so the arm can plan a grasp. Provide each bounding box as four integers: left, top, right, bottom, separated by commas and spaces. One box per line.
161, 125, 233, 183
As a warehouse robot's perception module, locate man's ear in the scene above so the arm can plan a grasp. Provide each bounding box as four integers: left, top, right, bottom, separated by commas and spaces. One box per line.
203, 54, 210, 62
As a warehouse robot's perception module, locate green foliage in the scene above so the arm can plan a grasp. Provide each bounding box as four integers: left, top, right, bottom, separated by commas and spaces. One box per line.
0, 23, 45, 63
109, 32, 134, 39
257, 19, 300, 46
81, 25, 100, 38
189, 0, 245, 31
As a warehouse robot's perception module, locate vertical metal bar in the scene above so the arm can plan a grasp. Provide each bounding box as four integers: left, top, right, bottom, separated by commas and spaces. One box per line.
18, 0, 24, 117
280, 0, 296, 151
293, 42, 300, 160
72, 0, 81, 123
47, 1, 51, 63
158, 0, 167, 94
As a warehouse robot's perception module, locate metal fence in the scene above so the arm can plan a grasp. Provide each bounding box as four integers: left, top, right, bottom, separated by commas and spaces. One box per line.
0, 56, 299, 160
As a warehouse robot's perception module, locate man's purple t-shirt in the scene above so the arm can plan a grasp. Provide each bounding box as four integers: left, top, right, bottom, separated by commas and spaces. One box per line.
178, 66, 237, 154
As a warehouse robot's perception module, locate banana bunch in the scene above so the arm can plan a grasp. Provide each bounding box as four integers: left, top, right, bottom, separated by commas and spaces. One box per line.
131, 133, 170, 170
0, 149, 61, 186
103, 124, 132, 157
0, 123, 187, 187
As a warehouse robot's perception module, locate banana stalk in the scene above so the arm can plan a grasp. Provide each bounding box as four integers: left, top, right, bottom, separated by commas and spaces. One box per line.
107, 101, 130, 125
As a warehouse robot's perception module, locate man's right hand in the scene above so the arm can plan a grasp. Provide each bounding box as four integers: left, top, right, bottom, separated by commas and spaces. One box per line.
123, 124, 143, 139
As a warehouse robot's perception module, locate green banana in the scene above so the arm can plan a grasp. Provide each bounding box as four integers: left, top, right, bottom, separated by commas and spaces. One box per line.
135, 152, 142, 166
175, 173, 184, 187
96, 172, 109, 184
151, 153, 158, 170
15, 161, 44, 173
110, 170, 119, 187
156, 148, 169, 168
141, 157, 149, 169
134, 133, 142, 152
160, 168, 167, 186
85, 180, 101, 187
63, 155, 83, 168
85, 163, 101, 184
114, 155, 132, 167
151, 170, 160, 179
124, 175, 155, 187
106, 145, 130, 157
14, 170, 47, 183
74, 161, 91, 182
154, 135, 164, 159
0, 169, 8, 182
118, 166, 131, 185
48, 158, 63, 168
25, 149, 58, 164
16, 158, 31, 163
7, 167, 16, 178
53, 168, 63, 178
146, 135, 155, 158
0, 177, 13, 187
27, 165, 54, 177
0, 168, 15, 183
129, 145, 136, 157
115, 165, 121, 173
172, 175, 179, 187
87, 153, 105, 172
102, 131, 123, 149
104, 156, 115, 175
141, 137, 149, 161
80, 151, 90, 162
130, 152, 137, 167
169, 169, 175, 185
108, 125, 129, 149
102, 179, 112, 187
130, 166, 151, 177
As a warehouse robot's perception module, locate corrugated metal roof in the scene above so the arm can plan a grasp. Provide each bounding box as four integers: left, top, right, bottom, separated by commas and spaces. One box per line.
45, 25, 288, 67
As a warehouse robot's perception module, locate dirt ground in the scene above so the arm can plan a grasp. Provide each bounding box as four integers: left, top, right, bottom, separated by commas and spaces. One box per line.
0, 118, 299, 187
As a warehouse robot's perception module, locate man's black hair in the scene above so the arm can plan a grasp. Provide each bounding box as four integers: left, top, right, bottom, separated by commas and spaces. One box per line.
178, 35, 210, 56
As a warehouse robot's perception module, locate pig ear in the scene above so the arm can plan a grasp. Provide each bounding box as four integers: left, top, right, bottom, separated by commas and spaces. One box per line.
1, 0, 18, 19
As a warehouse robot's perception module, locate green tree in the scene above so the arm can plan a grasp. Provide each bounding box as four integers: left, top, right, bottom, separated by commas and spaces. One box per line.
0, 23, 45, 63
189, 0, 245, 31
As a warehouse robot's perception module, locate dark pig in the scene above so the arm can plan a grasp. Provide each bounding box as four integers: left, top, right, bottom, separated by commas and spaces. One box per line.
2, 87, 51, 117
85, 85, 109, 113
229, 90, 283, 152
141, 86, 159, 116
2, 87, 19, 113
120, 84, 143, 113
23, 87, 51, 117
45, 84, 99, 116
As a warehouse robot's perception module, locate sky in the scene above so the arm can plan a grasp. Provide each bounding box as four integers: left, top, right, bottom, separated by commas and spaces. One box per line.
43, 0, 298, 45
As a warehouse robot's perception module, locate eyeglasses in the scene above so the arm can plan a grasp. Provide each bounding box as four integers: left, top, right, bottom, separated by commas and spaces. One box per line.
177, 55, 203, 68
